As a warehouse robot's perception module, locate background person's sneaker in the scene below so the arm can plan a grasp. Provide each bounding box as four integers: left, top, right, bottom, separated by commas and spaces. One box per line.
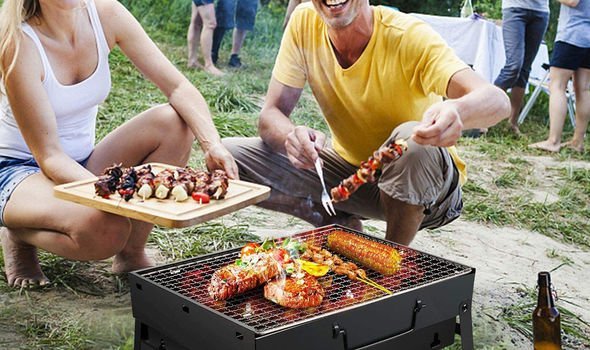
228, 54, 242, 68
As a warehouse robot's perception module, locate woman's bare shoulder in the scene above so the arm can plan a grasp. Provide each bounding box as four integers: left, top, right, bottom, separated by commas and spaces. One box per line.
2, 31, 43, 80
92, 0, 130, 46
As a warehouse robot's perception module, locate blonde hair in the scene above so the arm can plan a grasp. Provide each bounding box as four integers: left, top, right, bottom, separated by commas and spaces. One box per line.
0, 0, 40, 95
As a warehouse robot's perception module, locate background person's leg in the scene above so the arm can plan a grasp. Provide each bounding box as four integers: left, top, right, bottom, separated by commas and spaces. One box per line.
508, 10, 549, 134
229, 0, 258, 67
567, 67, 590, 152
494, 8, 526, 134
529, 67, 574, 152
197, 3, 224, 76
212, 0, 236, 64
187, 3, 203, 68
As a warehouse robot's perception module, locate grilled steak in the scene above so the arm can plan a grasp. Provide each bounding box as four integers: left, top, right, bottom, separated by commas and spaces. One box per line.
264, 273, 324, 309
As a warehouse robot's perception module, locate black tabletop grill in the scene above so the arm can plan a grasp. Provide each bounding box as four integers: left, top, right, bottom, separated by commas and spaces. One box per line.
130, 225, 476, 350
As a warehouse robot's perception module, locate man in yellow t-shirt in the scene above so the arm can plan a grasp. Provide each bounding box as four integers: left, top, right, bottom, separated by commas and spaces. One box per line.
223, 1, 509, 244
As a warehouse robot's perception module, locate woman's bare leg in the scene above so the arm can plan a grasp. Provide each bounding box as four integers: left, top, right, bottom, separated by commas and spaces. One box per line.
187, 4, 203, 68
529, 67, 574, 152
564, 68, 590, 152
2, 104, 194, 286
88, 104, 194, 273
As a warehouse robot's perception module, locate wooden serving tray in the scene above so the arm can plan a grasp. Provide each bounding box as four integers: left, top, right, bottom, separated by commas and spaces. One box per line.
54, 163, 270, 228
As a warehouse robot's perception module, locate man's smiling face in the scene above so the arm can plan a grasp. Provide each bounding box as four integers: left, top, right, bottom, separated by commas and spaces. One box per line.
311, 0, 367, 29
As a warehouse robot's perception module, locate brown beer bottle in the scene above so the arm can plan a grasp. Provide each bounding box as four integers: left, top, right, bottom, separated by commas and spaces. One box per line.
533, 271, 561, 350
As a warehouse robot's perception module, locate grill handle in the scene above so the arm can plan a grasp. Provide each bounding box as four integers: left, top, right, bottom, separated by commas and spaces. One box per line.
333, 299, 426, 350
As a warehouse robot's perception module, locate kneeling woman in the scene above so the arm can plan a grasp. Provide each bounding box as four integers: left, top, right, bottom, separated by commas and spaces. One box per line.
0, 0, 238, 287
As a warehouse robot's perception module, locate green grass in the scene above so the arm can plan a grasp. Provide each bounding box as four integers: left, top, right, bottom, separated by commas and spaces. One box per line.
149, 222, 258, 260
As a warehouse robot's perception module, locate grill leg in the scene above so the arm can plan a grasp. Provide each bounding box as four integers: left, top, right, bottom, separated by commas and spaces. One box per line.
134, 320, 143, 350
455, 301, 474, 350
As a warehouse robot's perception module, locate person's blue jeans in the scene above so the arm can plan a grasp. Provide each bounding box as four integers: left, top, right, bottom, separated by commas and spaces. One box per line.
494, 7, 549, 90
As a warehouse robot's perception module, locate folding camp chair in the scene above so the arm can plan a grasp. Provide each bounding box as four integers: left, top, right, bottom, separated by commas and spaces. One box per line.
517, 63, 576, 127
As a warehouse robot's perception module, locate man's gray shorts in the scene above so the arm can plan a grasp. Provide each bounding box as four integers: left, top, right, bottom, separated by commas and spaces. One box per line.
222, 121, 462, 230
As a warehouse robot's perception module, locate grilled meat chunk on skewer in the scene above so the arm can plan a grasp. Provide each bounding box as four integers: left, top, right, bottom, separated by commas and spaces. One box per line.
117, 167, 138, 201
135, 165, 156, 200
207, 169, 229, 199
153, 169, 175, 199
331, 139, 408, 203
94, 163, 123, 198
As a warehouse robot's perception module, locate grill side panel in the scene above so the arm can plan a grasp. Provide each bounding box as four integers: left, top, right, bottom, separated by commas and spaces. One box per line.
255, 270, 475, 350
129, 273, 256, 350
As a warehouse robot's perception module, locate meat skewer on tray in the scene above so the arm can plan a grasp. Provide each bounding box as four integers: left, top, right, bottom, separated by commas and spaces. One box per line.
135, 165, 156, 200
93, 164, 230, 203
94, 163, 124, 199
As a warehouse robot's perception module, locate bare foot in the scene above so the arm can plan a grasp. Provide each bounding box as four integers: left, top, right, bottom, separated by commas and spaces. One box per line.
111, 249, 154, 274
510, 124, 522, 136
1, 228, 50, 287
528, 140, 560, 153
187, 61, 203, 69
203, 64, 225, 77
561, 141, 584, 153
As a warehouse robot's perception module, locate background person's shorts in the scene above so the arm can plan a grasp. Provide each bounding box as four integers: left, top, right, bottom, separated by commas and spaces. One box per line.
0, 157, 41, 226
192, 0, 214, 6
550, 41, 590, 70
216, 0, 258, 30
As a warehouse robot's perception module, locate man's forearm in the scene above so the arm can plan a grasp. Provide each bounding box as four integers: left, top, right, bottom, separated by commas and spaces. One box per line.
455, 85, 510, 130
259, 107, 296, 154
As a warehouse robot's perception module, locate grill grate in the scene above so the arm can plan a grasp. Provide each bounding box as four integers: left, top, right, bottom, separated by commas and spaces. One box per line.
138, 226, 471, 334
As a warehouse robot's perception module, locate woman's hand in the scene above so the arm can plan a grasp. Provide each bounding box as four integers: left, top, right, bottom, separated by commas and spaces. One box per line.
284, 126, 326, 169
412, 101, 463, 147
204, 143, 240, 180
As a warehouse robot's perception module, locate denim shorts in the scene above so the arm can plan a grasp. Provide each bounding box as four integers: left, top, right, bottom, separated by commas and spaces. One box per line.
0, 156, 90, 227
0, 157, 42, 226
551, 41, 590, 70
215, 0, 258, 30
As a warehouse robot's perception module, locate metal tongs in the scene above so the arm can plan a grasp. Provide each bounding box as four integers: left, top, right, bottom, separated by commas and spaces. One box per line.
314, 158, 336, 216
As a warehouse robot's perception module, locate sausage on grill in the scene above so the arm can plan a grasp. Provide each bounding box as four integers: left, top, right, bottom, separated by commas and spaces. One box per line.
326, 230, 402, 275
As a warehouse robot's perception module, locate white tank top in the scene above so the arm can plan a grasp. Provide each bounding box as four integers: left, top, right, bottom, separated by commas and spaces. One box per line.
0, 0, 111, 162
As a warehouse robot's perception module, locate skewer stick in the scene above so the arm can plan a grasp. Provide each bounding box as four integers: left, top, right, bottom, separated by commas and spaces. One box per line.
358, 276, 393, 295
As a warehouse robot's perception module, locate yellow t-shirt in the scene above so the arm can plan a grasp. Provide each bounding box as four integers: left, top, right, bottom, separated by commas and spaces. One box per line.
273, 4, 468, 184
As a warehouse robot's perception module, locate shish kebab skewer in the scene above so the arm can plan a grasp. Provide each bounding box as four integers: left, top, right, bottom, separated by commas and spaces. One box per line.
330, 138, 408, 203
